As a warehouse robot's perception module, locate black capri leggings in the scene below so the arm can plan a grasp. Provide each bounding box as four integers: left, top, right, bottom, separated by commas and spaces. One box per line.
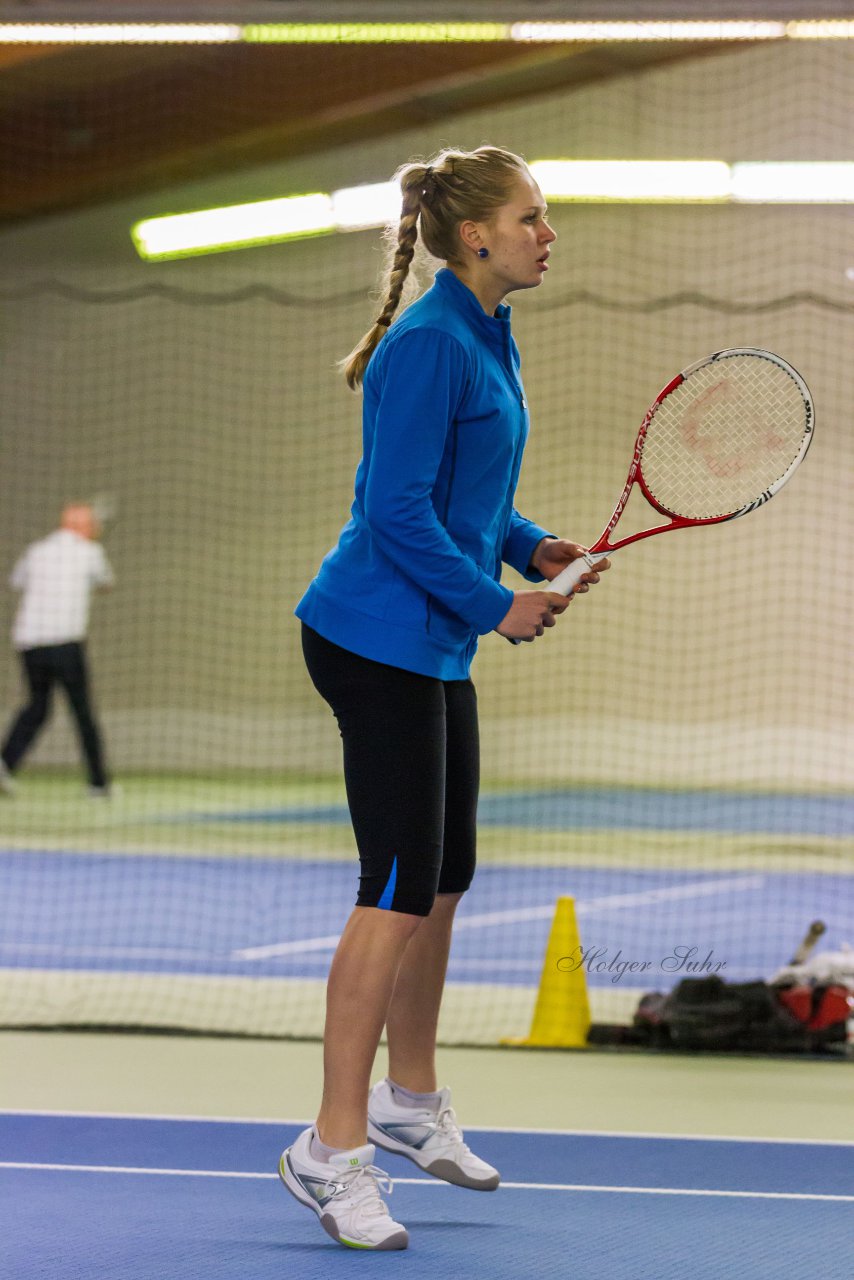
301, 623, 479, 917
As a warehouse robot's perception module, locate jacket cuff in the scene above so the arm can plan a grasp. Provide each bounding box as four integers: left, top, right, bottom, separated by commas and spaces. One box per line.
505, 527, 557, 582
464, 575, 515, 635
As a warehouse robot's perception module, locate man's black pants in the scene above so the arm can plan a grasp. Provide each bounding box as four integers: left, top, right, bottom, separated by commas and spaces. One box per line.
1, 641, 108, 788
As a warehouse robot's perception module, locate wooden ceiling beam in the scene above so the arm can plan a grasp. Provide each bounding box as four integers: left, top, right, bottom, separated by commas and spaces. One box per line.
0, 38, 727, 222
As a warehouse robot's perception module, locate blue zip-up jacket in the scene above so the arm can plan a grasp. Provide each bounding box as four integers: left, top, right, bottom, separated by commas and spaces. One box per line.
295, 268, 553, 679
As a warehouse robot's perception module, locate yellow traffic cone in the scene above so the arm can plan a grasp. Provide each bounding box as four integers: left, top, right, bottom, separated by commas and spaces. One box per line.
503, 896, 591, 1048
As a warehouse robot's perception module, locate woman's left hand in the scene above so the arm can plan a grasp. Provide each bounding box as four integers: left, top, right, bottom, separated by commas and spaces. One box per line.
529, 538, 611, 593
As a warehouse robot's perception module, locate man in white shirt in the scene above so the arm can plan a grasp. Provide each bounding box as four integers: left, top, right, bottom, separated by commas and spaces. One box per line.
0, 503, 115, 796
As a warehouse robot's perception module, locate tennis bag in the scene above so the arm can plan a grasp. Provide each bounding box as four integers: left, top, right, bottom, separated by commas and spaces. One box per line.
633, 975, 848, 1052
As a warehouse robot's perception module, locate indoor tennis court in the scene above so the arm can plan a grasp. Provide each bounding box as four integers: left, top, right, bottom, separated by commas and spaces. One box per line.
1, 7, 852, 1278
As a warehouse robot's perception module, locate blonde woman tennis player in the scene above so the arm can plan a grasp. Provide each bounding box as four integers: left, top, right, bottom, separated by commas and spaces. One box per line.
283, 145, 608, 1250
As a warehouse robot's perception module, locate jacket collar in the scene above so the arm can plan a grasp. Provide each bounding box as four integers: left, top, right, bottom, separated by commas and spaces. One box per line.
433, 267, 512, 351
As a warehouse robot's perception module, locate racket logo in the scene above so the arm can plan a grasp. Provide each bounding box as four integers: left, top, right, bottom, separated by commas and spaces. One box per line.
680, 380, 788, 479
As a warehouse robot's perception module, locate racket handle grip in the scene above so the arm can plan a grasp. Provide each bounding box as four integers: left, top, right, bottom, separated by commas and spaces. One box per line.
507, 550, 609, 645
550, 550, 609, 596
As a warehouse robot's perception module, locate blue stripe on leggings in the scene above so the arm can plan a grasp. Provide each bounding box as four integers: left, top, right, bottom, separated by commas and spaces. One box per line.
376, 857, 398, 910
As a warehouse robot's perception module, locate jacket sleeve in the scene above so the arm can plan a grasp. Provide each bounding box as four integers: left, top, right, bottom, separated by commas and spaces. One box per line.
9, 551, 29, 590
363, 327, 513, 634
502, 510, 557, 582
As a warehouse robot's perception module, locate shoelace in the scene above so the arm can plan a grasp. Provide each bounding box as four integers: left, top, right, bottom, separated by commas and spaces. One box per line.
324, 1163, 394, 1218
433, 1106, 471, 1153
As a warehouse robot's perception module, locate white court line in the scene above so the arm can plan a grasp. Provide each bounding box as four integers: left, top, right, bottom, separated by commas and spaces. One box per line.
457, 875, 766, 929
2, 1162, 274, 1178
2, 1163, 851, 1202
3, 1112, 852, 1147
234, 933, 341, 961
232, 875, 765, 960
0, 943, 213, 961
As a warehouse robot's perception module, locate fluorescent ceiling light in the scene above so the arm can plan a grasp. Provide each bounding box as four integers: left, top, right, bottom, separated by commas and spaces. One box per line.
511, 21, 785, 42
132, 162, 854, 260
331, 181, 401, 230
787, 20, 854, 39
245, 23, 506, 43
530, 160, 732, 201
0, 23, 240, 43
8, 19, 854, 45
132, 194, 334, 260
732, 162, 854, 202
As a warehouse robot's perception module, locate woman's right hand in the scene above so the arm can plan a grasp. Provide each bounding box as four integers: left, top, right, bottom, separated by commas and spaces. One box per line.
495, 591, 572, 642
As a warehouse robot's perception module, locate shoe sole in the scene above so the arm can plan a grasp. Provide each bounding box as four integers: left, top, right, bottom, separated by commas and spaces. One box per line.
367, 1122, 500, 1191
278, 1151, 409, 1250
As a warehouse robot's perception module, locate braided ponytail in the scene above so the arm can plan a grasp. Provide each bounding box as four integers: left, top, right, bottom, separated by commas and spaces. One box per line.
340, 166, 428, 390
340, 146, 528, 391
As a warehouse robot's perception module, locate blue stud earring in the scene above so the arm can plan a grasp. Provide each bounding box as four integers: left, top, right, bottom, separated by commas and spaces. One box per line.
478, 247, 489, 259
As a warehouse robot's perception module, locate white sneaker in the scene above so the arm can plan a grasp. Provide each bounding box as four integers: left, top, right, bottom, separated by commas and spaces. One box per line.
278, 1127, 408, 1251
367, 1079, 500, 1191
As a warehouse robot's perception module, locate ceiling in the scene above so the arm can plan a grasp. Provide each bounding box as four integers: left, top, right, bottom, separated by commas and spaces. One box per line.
0, 1, 843, 224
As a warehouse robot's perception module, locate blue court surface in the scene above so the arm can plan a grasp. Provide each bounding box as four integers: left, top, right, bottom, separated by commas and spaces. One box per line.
2, 1112, 852, 1279
1, 851, 851, 989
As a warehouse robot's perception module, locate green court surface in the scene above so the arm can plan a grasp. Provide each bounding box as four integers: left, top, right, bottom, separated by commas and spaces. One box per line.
1, 771, 848, 873
2, 1031, 851, 1143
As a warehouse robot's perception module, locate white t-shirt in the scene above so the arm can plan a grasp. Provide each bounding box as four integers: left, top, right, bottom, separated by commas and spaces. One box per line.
10, 529, 115, 650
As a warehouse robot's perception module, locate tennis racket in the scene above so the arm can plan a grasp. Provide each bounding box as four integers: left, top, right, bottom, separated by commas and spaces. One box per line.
789, 919, 826, 966
91, 492, 118, 526
549, 347, 814, 596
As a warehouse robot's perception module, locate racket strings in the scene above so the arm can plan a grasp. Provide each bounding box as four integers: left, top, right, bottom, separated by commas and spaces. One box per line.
640, 355, 810, 520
